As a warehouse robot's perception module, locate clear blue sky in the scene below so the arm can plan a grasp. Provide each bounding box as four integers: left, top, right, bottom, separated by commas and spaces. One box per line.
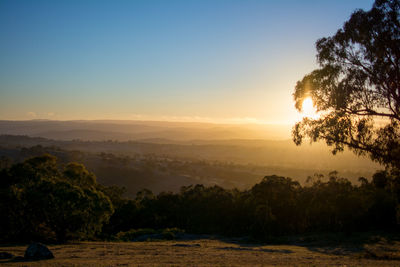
0, 0, 374, 123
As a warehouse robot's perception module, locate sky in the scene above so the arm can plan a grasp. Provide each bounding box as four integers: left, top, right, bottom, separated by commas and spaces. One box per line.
0, 0, 374, 124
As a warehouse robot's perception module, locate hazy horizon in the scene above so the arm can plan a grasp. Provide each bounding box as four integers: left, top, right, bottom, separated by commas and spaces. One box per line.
0, 119, 295, 141
0, 118, 293, 126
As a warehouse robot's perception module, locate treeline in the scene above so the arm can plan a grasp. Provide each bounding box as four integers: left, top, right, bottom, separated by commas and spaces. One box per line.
107, 170, 400, 239
1, 154, 399, 243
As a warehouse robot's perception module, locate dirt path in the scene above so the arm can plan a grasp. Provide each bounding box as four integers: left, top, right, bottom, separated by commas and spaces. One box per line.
1, 239, 399, 266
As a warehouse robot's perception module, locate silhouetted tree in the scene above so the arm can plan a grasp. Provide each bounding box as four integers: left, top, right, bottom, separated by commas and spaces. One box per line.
293, 0, 400, 169
249, 175, 301, 237
0, 154, 113, 242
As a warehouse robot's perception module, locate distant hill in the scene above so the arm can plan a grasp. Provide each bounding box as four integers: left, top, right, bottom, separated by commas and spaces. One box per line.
0, 120, 291, 141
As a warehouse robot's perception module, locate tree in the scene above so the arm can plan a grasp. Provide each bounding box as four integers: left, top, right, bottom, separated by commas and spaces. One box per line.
63, 162, 97, 188
0, 154, 113, 242
250, 175, 301, 236
293, 0, 400, 169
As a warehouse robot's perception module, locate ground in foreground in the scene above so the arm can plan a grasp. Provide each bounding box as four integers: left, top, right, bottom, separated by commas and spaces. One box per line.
1, 238, 400, 266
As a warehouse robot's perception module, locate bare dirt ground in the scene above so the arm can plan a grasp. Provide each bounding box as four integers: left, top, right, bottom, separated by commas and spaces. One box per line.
1, 239, 400, 266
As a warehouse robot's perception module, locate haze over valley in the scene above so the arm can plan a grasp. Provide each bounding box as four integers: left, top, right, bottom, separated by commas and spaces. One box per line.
0, 120, 379, 195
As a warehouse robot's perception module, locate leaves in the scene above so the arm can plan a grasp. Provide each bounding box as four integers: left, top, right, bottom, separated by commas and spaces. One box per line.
0, 155, 113, 242
293, 0, 400, 168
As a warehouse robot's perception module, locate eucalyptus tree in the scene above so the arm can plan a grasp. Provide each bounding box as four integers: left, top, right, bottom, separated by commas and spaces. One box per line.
293, 0, 400, 168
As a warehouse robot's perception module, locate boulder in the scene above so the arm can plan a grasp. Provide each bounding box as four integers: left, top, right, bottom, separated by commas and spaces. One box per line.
24, 243, 54, 260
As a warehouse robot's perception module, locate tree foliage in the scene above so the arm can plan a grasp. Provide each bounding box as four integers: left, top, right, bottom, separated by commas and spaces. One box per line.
293, 0, 400, 168
103, 172, 400, 240
0, 154, 113, 242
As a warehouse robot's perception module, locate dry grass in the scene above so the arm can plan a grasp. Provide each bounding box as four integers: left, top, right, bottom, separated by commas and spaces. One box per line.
362, 237, 400, 260
1, 239, 400, 266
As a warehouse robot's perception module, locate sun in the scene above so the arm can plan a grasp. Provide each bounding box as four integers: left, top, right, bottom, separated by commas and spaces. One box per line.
302, 97, 313, 114
301, 97, 319, 119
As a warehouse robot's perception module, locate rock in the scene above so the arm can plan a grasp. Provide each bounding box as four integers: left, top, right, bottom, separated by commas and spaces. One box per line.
0, 252, 13, 259
24, 243, 54, 260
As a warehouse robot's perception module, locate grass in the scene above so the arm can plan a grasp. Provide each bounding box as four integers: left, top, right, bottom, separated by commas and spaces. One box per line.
362, 237, 400, 260
1, 237, 400, 266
